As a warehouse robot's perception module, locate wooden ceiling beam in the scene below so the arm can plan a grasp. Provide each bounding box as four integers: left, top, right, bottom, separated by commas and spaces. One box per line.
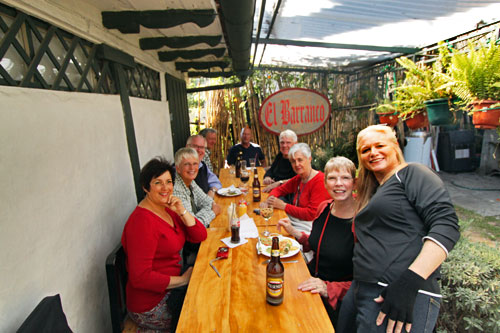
159, 48, 226, 62
139, 35, 223, 50
102, 10, 216, 34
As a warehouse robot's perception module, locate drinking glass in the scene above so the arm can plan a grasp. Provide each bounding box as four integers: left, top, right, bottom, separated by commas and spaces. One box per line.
240, 160, 247, 172
259, 202, 273, 237
240, 169, 250, 193
249, 157, 256, 169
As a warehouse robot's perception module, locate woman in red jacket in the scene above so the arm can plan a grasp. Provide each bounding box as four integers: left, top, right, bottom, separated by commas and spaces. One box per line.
277, 156, 356, 328
122, 157, 207, 332
267, 142, 331, 234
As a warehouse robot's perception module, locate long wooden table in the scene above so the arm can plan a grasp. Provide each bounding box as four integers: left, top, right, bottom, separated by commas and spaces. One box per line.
175, 168, 334, 332
209, 167, 287, 229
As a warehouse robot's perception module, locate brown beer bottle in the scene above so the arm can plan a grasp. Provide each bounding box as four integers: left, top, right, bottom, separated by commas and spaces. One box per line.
266, 237, 284, 305
252, 169, 261, 202
235, 151, 242, 178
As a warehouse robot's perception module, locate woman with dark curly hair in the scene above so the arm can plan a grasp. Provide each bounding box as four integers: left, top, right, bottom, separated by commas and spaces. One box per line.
121, 157, 207, 332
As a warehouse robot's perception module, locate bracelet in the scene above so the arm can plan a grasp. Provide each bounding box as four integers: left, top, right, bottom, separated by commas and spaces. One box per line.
180, 209, 188, 216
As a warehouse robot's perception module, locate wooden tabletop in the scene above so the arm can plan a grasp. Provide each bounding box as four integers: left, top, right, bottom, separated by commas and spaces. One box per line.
176, 168, 334, 332
209, 167, 287, 229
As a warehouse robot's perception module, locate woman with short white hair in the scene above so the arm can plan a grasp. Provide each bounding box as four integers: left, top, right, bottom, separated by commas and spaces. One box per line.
267, 142, 330, 233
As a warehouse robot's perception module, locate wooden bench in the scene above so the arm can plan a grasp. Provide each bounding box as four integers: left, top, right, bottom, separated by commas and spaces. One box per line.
105, 244, 139, 333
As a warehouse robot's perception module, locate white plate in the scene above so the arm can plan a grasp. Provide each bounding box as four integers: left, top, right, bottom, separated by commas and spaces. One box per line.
217, 187, 242, 197
257, 235, 300, 258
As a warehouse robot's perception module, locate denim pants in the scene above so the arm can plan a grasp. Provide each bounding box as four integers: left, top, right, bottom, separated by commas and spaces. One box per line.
336, 280, 441, 333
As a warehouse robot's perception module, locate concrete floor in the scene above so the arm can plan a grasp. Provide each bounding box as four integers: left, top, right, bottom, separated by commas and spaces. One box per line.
439, 171, 500, 218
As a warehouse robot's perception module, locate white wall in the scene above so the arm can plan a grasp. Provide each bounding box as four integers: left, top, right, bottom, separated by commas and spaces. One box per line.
0, 86, 173, 332
131, 97, 174, 164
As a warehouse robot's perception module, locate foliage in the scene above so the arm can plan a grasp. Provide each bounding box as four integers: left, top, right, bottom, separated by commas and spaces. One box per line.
445, 40, 500, 104
436, 223, 500, 333
393, 43, 454, 119
311, 133, 358, 172
372, 99, 397, 115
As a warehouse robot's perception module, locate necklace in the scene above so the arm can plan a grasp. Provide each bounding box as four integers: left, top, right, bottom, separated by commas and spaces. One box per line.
302, 168, 313, 183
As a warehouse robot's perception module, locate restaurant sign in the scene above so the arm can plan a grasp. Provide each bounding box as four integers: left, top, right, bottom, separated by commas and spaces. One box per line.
258, 88, 330, 136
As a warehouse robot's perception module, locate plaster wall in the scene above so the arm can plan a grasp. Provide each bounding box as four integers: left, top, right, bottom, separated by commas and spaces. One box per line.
0, 86, 173, 332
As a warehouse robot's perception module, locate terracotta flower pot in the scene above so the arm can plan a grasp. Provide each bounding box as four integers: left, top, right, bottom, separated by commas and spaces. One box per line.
377, 112, 398, 127
471, 99, 500, 129
405, 111, 429, 130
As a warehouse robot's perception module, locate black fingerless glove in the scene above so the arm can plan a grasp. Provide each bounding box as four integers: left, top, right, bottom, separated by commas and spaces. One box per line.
380, 269, 426, 324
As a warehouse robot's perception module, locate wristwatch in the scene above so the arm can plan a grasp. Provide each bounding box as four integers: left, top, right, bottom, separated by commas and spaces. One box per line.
279, 180, 284, 184
210, 187, 218, 193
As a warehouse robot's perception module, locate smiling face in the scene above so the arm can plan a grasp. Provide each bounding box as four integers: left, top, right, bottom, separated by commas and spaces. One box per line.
325, 168, 355, 202
279, 137, 296, 158
145, 170, 173, 206
187, 136, 206, 162
289, 151, 312, 178
358, 130, 401, 180
176, 156, 199, 184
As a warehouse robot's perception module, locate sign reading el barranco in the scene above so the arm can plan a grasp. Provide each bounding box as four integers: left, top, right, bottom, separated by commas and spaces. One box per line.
258, 88, 331, 136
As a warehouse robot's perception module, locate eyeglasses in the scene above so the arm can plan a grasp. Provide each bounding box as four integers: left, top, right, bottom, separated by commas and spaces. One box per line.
188, 144, 206, 150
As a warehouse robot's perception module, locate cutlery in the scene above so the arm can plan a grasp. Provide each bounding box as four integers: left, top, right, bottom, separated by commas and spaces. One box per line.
261, 259, 298, 265
257, 237, 262, 255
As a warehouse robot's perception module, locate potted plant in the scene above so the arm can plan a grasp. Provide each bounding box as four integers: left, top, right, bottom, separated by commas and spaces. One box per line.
372, 101, 399, 127
390, 87, 429, 129
445, 41, 500, 129
395, 47, 455, 126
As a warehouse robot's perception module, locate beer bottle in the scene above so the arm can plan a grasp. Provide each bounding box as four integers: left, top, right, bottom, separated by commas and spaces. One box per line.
252, 169, 261, 202
266, 237, 284, 305
235, 151, 242, 178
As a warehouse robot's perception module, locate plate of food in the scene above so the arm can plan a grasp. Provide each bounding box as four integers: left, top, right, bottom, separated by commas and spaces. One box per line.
257, 233, 300, 258
217, 187, 242, 197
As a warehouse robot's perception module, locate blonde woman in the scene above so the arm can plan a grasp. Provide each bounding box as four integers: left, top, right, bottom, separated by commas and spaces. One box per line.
337, 125, 460, 333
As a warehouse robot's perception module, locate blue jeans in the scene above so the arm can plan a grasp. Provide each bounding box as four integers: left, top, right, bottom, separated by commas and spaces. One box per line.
337, 280, 441, 333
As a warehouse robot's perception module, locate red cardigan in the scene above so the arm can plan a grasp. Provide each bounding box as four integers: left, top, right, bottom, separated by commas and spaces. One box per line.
269, 172, 331, 221
122, 206, 207, 312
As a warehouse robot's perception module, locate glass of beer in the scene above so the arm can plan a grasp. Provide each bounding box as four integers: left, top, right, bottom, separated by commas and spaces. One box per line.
259, 202, 273, 236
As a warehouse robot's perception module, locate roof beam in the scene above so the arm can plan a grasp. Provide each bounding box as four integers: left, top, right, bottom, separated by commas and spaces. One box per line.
102, 10, 216, 34
139, 35, 223, 50
159, 48, 226, 62
253, 38, 420, 54
175, 61, 229, 71
254, 65, 353, 75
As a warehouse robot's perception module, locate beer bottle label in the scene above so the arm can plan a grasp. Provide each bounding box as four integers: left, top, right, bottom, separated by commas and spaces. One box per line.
253, 189, 260, 196
271, 249, 280, 257
267, 277, 284, 296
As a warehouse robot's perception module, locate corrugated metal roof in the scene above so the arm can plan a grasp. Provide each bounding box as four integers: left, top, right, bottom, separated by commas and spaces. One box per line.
253, 0, 500, 70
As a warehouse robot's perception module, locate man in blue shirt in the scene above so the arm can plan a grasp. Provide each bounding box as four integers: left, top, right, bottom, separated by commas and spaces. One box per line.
186, 135, 222, 199
227, 127, 266, 166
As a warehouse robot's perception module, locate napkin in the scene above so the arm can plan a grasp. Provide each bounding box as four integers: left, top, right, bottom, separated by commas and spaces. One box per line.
221, 237, 248, 248
238, 214, 259, 238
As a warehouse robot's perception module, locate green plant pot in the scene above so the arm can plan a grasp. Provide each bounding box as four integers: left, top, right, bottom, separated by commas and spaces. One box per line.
424, 98, 453, 125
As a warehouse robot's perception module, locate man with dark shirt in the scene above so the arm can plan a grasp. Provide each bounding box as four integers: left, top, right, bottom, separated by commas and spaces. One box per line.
263, 129, 297, 193
226, 127, 266, 166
